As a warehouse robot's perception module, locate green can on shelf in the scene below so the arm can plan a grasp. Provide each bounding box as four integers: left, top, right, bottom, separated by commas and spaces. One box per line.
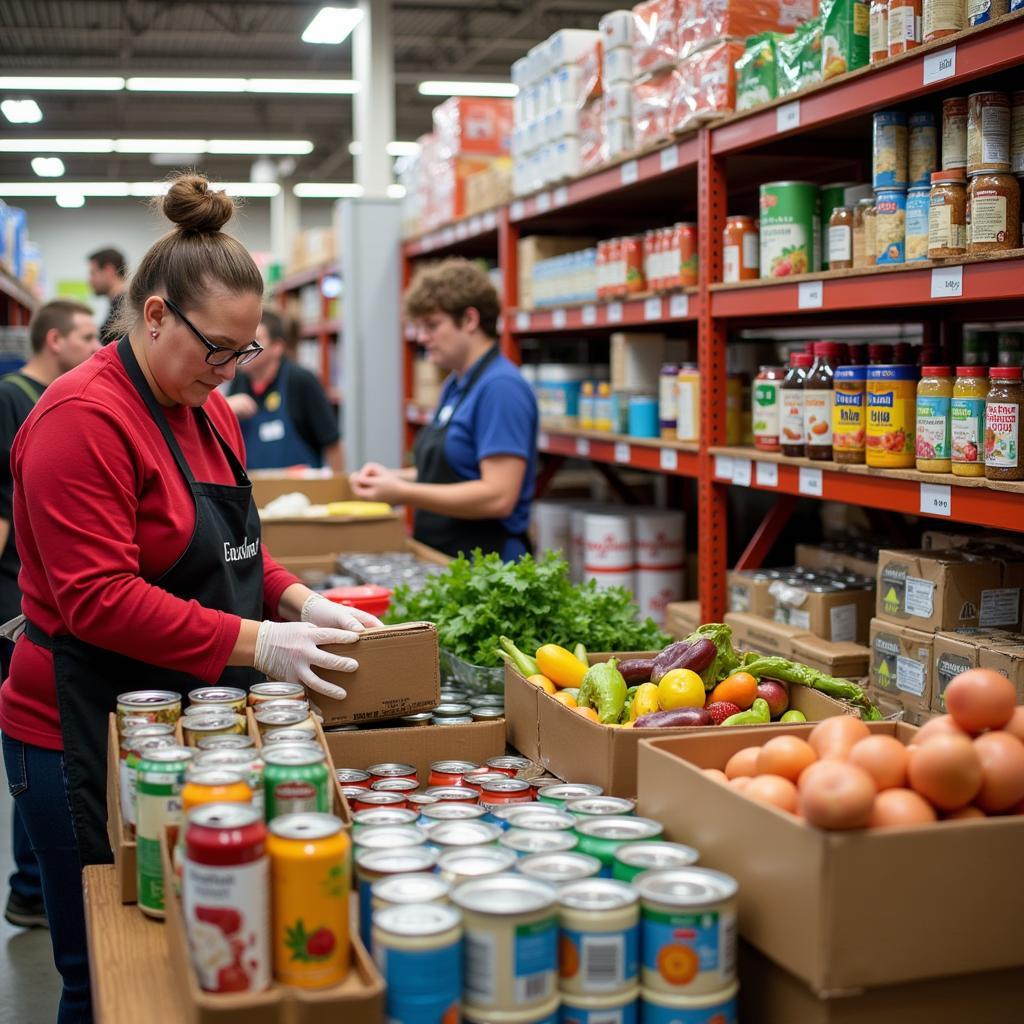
759, 181, 821, 278
573, 816, 663, 877
262, 744, 330, 821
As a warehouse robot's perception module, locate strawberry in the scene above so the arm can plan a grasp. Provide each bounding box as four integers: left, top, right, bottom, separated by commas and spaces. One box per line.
216, 964, 250, 992
285, 919, 334, 962
705, 701, 742, 725
196, 906, 242, 935
306, 928, 336, 958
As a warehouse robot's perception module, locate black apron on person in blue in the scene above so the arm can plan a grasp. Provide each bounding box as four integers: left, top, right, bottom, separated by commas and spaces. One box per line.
239, 359, 321, 470
24, 337, 264, 867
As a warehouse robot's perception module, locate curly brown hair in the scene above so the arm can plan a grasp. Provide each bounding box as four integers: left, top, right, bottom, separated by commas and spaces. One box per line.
404, 258, 499, 339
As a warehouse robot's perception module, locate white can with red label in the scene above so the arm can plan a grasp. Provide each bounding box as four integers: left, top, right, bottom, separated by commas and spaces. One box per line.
583, 512, 635, 594
633, 510, 685, 624
533, 501, 572, 561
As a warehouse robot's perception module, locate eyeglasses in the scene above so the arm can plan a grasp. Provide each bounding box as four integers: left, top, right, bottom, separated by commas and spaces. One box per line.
163, 296, 263, 367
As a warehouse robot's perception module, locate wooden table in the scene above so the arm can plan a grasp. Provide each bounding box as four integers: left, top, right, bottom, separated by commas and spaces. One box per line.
83, 866, 179, 1023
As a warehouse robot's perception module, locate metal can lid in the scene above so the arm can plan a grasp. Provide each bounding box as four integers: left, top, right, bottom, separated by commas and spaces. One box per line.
431, 760, 480, 774
263, 728, 319, 745
353, 792, 406, 808
336, 768, 371, 783
429, 821, 503, 847
128, 735, 176, 756
452, 874, 558, 915
517, 851, 603, 884
575, 816, 663, 841
185, 769, 246, 787
196, 734, 254, 751
253, 708, 309, 727
635, 867, 739, 907
352, 808, 419, 828
470, 708, 505, 720
117, 690, 181, 707
261, 745, 326, 767
558, 878, 639, 911
467, 773, 510, 789
432, 703, 472, 717
500, 830, 578, 855
406, 793, 439, 806
615, 841, 699, 871
356, 845, 439, 873
374, 903, 461, 938
122, 722, 174, 741
188, 687, 246, 703
501, 808, 576, 831
193, 749, 258, 769
480, 778, 532, 796
438, 846, 518, 876
368, 762, 416, 776
433, 715, 473, 725
539, 784, 603, 801
249, 681, 305, 698
421, 804, 487, 822
424, 787, 477, 802
372, 778, 419, 793
354, 825, 428, 851
566, 797, 636, 817
188, 802, 260, 830
372, 873, 452, 905
470, 695, 507, 708
184, 705, 240, 717
400, 712, 435, 724
486, 756, 533, 771
139, 745, 194, 764
269, 812, 344, 840
255, 699, 311, 715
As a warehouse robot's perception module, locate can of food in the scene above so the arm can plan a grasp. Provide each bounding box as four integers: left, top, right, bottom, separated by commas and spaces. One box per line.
566, 797, 637, 819
352, 807, 419, 831
574, 817, 664, 877
486, 755, 533, 777
612, 843, 700, 885
432, 703, 472, 720
637, 868, 738, 996
407, 792, 439, 808
942, 97, 968, 169
183, 803, 270, 992
254, 707, 316, 736
192, 749, 264, 814
558, 878, 639, 996
463, 997, 561, 1024
135, 745, 194, 917
429, 760, 479, 788
968, 91, 1011, 174
909, 111, 937, 187
530, 775, 564, 796
121, 714, 153, 733
480, 779, 535, 805
438, 688, 469, 702
336, 768, 371, 788
352, 790, 408, 812
181, 769, 251, 821
371, 873, 451, 916
472, 694, 507, 709
759, 181, 819, 277
254, 698, 312, 717
425, 786, 479, 804
354, 824, 428, 853
471, 705, 507, 722
187, 686, 247, 715
867, 365, 918, 468
354, 844, 438, 949
832, 366, 868, 464
368, 762, 419, 783
116, 690, 181, 735
874, 187, 907, 264
373, 904, 463, 1024
196, 733, 254, 752
676, 222, 698, 288
420, 803, 489, 828
401, 712, 435, 727
1012, 90, 1024, 175
500, 807, 576, 832
429, 821, 504, 849
119, 725, 174, 830
500, 829, 579, 857
264, 727, 321, 746
464, 771, 513, 793
640, 983, 739, 1023
438, 846, 518, 885
873, 111, 909, 189
372, 778, 419, 798
562, 987, 639, 1024
905, 185, 931, 261
247, 681, 305, 706
518, 851, 603, 886
434, 715, 474, 725
452, 874, 560, 1013
341, 785, 369, 802
538, 784, 603, 808
262, 745, 330, 820
967, 0, 1009, 25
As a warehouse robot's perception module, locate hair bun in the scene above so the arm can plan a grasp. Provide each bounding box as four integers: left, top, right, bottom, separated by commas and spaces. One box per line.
162, 173, 234, 233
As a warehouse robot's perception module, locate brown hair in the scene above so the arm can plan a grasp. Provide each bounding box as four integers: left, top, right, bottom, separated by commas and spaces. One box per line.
87, 247, 127, 277
404, 257, 500, 339
29, 299, 94, 354
113, 173, 263, 336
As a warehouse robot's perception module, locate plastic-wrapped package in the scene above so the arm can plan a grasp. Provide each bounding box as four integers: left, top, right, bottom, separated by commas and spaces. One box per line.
633, 67, 680, 149
580, 99, 607, 173
632, 0, 682, 77
735, 33, 781, 112
576, 40, 603, 107
777, 15, 823, 96
820, 0, 869, 81
603, 45, 634, 86
432, 97, 514, 158
678, 0, 819, 60
605, 116, 636, 161
673, 39, 744, 133
600, 9, 635, 51
548, 28, 602, 68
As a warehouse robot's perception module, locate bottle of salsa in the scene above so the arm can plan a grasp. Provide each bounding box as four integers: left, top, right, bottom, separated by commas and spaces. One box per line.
951, 366, 988, 477
781, 352, 814, 457
916, 366, 953, 472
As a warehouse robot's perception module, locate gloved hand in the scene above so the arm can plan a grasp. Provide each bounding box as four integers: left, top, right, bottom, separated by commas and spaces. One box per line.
301, 592, 383, 632
254, 620, 359, 701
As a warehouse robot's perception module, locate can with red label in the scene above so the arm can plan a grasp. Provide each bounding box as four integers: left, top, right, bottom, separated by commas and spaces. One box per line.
676, 222, 698, 288
623, 235, 645, 295
368, 762, 418, 784
480, 778, 535, 806
485, 756, 533, 778
372, 778, 419, 798
429, 760, 479, 788
463, 771, 513, 794
335, 768, 372, 788
425, 786, 479, 804
183, 803, 271, 993
352, 790, 409, 812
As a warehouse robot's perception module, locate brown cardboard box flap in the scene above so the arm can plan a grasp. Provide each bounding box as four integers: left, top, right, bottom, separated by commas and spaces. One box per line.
317, 622, 440, 726
262, 516, 407, 559
665, 601, 700, 639
725, 612, 811, 656
791, 636, 871, 680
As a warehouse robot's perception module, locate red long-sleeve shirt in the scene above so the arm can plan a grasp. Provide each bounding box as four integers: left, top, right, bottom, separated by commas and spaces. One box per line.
0, 344, 299, 750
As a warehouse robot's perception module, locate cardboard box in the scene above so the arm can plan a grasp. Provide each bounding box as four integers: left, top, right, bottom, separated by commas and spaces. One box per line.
979, 642, 1024, 702
505, 661, 854, 797
665, 600, 700, 639
868, 618, 933, 715
517, 235, 594, 311
317, 623, 440, 726
932, 630, 982, 713
770, 582, 875, 645
277, 539, 450, 587
637, 722, 1024, 993
610, 331, 666, 393
875, 549, 1003, 632
727, 571, 775, 618
795, 543, 878, 578
725, 612, 810, 658
790, 636, 870, 681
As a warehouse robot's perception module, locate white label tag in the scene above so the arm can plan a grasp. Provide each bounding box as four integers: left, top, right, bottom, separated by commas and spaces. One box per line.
552, 309, 567, 328
536, 191, 552, 213
798, 281, 823, 308
576, 437, 590, 457
659, 145, 679, 172
516, 312, 530, 331
920, 483, 952, 517
896, 655, 927, 697
660, 447, 678, 471
582, 304, 597, 325
538, 431, 550, 449
905, 577, 935, 618
923, 46, 956, 86
798, 467, 823, 496
830, 604, 857, 644
553, 186, 569, 207
455, 222, 468, 240
980, 588, 1021, 628
607, 302, 623, 323
930, 265, 963, 299
614, 442, 631, 464
620, 160, 639, 185
756, 461, 779, 487
776, 101, 800, 133
669, 293, 689, 318
732, 458, 752, 487
715, 455, 735, 480
258, 419, 286, 443
469, 216, 483, 235
510, 200, 526, 220
483, 211, 498, 230
644, 296, 663, 321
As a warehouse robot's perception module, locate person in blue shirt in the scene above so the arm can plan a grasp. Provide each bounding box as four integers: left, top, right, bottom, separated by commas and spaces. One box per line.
351, 258, 537, 560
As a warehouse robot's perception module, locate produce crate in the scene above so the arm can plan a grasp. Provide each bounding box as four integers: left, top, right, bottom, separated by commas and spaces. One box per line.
637, 724, 1024, 993
504, 657, 856, 797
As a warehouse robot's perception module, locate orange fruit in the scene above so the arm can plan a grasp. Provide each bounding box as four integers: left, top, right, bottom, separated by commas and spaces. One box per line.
656, 943, 699, 985
527, 674, 557, 695
559, 935, 579, 978
552, 691, 578, 709
710, 672, 758, 710
572, 706, 601, 724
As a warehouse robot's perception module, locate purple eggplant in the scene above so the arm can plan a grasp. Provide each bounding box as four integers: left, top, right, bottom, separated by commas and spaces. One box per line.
618, 658, 656, 684
633, 707, 713, 729
650, 638, 717, 683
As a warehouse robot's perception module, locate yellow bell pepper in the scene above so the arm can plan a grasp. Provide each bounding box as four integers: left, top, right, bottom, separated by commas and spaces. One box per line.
535, 644, 589, 689
629, 682, 661, 721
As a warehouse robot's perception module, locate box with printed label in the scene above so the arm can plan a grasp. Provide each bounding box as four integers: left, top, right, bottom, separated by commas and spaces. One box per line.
869, 618, 933, 714
727, 571, 776, 617
875, 549, 1003, 632
770, 581, 875, 645
790, 635, 870, 681
724, 612, 810, 658
795, 543, 878, 578
964, 544, 1024, 631
979, 643, 1024, 702
932, 631, 982, 713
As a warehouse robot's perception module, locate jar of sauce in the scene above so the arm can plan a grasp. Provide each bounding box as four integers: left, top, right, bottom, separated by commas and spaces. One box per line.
942, 97, 968, 170
853, 198, 875, 267
805, 341, 841, 461
722, 215, 759, 282
867, 365, 917, 468
753, 366, 785, 452
827, 206, 854, 269
781, 352, 813, 457
967, 171, 1021, 254
928, 169, 967, 258
985, 367, 1024, 481
916, 366, 953, 472
833, 366, 868, 464
952, 366, 988, 477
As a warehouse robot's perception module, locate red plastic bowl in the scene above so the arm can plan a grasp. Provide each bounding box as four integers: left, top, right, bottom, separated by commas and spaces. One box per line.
321, 584, 392, 617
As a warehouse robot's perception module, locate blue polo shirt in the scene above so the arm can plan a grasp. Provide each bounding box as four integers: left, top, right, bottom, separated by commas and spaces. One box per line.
435, 350, 538, 559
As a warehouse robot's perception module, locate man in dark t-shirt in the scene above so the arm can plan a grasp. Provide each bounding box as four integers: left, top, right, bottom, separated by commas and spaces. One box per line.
87, 247, 128, 345
226, 308, 341, 471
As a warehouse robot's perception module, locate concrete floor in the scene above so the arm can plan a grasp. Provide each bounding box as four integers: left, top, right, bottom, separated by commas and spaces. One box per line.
0, 778, 62, 1024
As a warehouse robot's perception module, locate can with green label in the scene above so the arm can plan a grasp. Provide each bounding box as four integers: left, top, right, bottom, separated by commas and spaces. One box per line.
262, 744, 330, 821
573, 816, 663, 877
759, 181, 821, 278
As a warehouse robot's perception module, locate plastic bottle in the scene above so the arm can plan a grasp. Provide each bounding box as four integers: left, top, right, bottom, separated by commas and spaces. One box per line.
951, 366, 988, 477
781, 352, 814, 457
916, 366, 953, 472
805, 342, 842, 461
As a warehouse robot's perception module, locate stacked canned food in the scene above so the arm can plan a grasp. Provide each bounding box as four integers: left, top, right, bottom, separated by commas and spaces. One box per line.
334, 551, 445, 594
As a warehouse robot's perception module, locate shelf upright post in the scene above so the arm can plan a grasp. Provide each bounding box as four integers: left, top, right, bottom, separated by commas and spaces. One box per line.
498, 206, 521, 365
401, 248, 417, 458
697, 127, 729, 622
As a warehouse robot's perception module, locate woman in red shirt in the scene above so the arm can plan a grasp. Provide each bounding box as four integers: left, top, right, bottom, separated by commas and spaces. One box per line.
0, 175, 378, 1023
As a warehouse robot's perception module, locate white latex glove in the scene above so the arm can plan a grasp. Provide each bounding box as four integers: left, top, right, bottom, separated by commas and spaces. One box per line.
301, 592, 383, 632
254, 620, 359, 701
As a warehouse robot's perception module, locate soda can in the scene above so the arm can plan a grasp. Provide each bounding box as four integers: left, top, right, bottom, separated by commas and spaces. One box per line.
335, 768, 372, 788
371, 778, 419, 797
352, 807, 420, 832
368, 762, 418, 783
574, 818, 664, 877
354, 845, 439, 950
262, 745, 330, 821
424, 786, 479, 805
181, 712, 246, 747
119, 726, 174, 832
371, 872, 451, 915
537, 784, 603, 808
196, 733, 254, 752
437, 846, 518, 886
192, 748, 265, 816
429, 759, 480, 788
116, 690, 181, 735
485, 755, 533, 777
479, 778, 534, 805
248, 681, 305, 706
518, 851, 603, 886
500, 829, 578, 857
612, 842, 699, 885
187, 686, 247, 716
352, 791, 408, 812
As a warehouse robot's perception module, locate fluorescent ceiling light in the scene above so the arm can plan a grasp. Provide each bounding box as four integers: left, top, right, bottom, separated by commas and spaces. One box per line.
127, 77, 247, 93
0, 138, 313, 155
387, 184, 406, 199
55, 192, 85, 208
0, 76, 124, 91
206, 139, 313, 155
247, 78, 357, 94
114, 138, 207, 154
348, 141, 421, 157
293, 182, 363, 198
302, 7, 363, 45
0, 139, 114, 153
2, 99, 43, 124
0, 181, 280, 198
418, 80, 518, 98
31, 157, 65, 177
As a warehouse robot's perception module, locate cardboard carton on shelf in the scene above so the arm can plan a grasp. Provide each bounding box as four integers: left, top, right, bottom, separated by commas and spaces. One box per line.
770, 580, 875, 645
795, 543, 878, 579
932, 630, 982, 713
665, 600, 700, 639
979, 641, 1024, 702
790, 635, 870, 681
868, 618, 934, 717
727, 571, 775, 618
517, 235, 595, 311
636, 722, 1024, 993
724, 612, 810, 658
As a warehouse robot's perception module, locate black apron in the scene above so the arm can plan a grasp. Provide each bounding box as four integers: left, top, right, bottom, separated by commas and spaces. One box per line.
412, 347, 529, 559
25, 337, 264, 866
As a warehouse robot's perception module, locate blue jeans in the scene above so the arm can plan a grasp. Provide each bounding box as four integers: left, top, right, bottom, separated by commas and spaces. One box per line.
2, 734, 92, 1023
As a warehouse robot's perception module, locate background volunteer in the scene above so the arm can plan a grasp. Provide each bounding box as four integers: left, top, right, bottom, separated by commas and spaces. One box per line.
351, 258, 538, 560
87, 247, 128, 346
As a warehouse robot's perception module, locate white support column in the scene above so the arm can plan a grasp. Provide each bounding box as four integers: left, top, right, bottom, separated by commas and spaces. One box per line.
353, 0, 395, 197
270, 182, 299, 265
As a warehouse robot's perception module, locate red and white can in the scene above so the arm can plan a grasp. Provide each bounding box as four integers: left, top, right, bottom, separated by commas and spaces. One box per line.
429, 760, 480, 789
352, 791, 408, 812
480, 779, 535, 806
424, 786, 479, 805
462, 771, 512, 794
485, 756, 533, 778
633, 510, 685, 625
335, 768, 371, 789
183, 803, 270, 994
371, 778, 419, 797
583, 511, 636, 595
367, 763, 418, 784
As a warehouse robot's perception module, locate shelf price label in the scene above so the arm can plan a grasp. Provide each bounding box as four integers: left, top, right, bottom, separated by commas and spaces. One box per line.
607, 301, 623, 323
515, 311, 531, 331
582, 304, 598, 325
536, 191, 552, 213
798, 467, 824, 497
483, 211, 498, 230
538, 431, 550, 449
614, 442, 631, 464
644, 296, 663, 321
660, 448, 678, 471
576, 437, 591, 457
552, 308, 567, 328
931, 265, 963, 299
714, 455, 735, 480
659, 145, 679, 173
669, 293, 689, 318
620, 159, 639, 185
553, 186, 569, 207
756, 461, 779, 487
732, 458, 752, 487
798, 280, 824, 308
776, 100, 800, 133
923, 46, 956, 86
510, 200, 526, 220
920, 483, 952, 517
455, 222, 468, 240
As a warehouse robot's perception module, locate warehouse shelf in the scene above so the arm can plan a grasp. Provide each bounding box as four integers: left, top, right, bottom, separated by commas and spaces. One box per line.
405, 402, 433, 427
273, 262, 338, 295
299, 318, 342, 338
709, 446, 1024, 533
0, 266, 37, 316
512, 289, 699, 333
540, 425, 700, 478
402, 209, 501, 259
